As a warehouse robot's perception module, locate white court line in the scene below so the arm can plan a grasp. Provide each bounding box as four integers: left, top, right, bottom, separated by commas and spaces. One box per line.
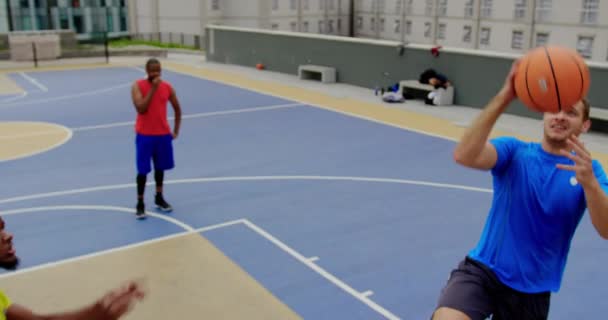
239, 219, 400, 320
0, 205, 203, 280
71, 103, 303, 132
0, 214, 400, 319
0, 205, 193, 232
0, 176, 492, 205
0, 82, 131, 108
0, 92, 27, 103
19, 72, 48, 92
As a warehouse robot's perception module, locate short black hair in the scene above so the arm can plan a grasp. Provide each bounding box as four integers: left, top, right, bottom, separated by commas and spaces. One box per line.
146, 58, 161, 70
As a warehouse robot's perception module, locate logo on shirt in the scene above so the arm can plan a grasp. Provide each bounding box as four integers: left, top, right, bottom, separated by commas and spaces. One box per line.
570, 176, 578, 186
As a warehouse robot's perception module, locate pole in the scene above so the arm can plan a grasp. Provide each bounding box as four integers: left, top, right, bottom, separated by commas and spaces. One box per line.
32, 42, 38, 68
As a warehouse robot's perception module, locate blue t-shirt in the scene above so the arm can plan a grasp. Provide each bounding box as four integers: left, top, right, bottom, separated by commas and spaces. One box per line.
468, 136, 608, 293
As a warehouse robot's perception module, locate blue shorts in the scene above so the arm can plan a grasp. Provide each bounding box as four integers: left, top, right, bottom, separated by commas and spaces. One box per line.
136, 134, 174, 175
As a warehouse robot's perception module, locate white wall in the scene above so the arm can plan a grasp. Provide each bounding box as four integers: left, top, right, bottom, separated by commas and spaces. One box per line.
158, 0, 200, 33
134, 0, 156, 33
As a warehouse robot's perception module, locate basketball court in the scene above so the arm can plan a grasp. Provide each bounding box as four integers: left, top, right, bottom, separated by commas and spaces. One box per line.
0, 56, 607, 319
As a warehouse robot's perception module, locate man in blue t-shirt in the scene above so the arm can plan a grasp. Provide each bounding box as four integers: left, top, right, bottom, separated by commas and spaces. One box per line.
432, 61, 608, 320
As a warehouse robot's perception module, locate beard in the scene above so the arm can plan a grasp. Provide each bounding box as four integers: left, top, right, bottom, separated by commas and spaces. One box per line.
0, 257, 20, 270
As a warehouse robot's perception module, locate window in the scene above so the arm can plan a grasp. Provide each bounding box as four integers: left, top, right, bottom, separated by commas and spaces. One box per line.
379, 17, 385, 31
337, 19, 342, 32
514, 0, 526, 19
405, 0, 413, 14
303, 0, 309, 10
394, 19, 401, 33
211, 0, 219, 10
480, 27, 491, 45
437, 23, 446, 39
577, 35, 593, 59
406, 20, 412, 34
463, 25, 472, 42
328, 0, 335, 10
581, 0, 598, 24
272, 0, 278, 10
290, 21, 297, 31
328, 19, 334, 33
318, 20, 325, 33
424, 21, 431, 38
438, 0, 447, 16
481, 0, 492, 18
511, 30, 524, 49
271, 23, 279, 30
396, 0, 402, 13
425, 0, 434, 16
535, 32, 549, 47
371, 17, 375, 31
290, 0, 297, 10
303, 21, 309, 31
464, 0, 474, 17
356, 16, 363, 29
320, 0, 325, 10
535, 0, 551, 22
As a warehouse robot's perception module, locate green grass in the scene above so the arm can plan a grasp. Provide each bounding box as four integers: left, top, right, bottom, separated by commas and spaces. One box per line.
108, 39, 200, 51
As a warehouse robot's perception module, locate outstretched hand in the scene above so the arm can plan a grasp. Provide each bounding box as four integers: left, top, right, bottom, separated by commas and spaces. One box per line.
556, 135, 595, 188
94, 280, 146, 320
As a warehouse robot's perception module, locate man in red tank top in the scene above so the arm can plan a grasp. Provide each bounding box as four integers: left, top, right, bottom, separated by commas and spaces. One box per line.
130, 58, 182, 219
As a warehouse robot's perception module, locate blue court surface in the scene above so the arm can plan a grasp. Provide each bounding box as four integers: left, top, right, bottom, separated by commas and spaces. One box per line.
1, 66, 607, 319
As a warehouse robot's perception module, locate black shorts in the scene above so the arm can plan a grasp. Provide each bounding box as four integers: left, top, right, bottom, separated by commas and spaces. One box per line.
434, 257, 551, 320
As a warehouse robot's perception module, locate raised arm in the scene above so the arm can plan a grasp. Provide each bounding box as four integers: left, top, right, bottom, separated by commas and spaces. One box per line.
452, 61, 518, 170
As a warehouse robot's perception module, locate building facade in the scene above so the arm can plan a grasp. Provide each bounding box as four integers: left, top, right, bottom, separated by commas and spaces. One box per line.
128, 0, 608, 62
4, 0, 129, 39
129, 0, 353, 39
354, 0, 608, 62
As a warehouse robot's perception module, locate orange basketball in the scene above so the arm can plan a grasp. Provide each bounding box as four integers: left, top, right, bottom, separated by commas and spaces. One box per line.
514, 45, 590, 113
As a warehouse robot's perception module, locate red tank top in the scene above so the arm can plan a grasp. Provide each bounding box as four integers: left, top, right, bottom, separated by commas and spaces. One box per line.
135, 79, 172, 135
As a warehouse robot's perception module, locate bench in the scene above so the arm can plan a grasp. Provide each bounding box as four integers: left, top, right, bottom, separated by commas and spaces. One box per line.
298, 65, 336, 83
399, 80, 454, 106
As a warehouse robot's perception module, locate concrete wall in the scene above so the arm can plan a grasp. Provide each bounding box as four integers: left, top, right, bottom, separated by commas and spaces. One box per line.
206, 25, 608, 121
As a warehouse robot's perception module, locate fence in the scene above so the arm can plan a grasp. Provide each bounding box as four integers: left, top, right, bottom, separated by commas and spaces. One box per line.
0, 31, 203, 70
128, 32, 203, 50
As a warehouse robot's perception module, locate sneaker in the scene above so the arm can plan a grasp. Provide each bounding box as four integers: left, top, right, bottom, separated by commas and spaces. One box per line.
136, 201, 146, 219
155, 194, 173, 212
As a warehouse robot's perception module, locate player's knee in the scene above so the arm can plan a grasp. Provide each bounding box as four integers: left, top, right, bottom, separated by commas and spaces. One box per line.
432, 307, 472, 320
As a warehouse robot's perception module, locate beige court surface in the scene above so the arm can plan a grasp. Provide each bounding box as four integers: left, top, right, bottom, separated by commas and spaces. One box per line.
0, 122, 72, 162
2, 55, 608, 319
0, 234, 300, 319
0, 73, 24, 95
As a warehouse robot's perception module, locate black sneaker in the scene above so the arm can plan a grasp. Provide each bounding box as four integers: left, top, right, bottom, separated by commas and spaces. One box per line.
136, 201, 146, 219
155, 194, 173, 212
